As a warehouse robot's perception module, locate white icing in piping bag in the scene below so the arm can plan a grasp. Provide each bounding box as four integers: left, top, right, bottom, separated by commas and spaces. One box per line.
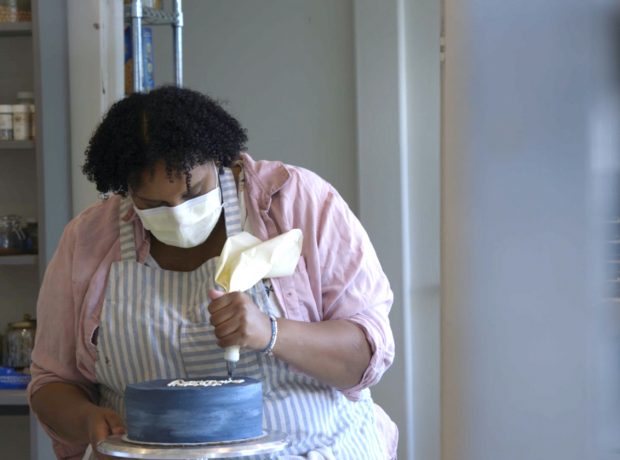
214, 229, 303, 377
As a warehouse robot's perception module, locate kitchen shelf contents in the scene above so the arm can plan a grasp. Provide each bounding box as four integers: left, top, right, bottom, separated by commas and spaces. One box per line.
4, 315, 35, 371
0, 0, 72, 456
0, 104, 11, 140
0, 0, 35, 419
0, 0, 31, 24
0, 368, 30, 391
0, 2, 16, 22
11, 104, 29, 140
124, 0, 183, 93
124, 24, 154, 94
0, 215, 37, 256
0, 94, 35, 141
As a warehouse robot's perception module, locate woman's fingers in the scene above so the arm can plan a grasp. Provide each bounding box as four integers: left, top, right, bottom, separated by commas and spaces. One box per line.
212, 315, 240, 338
215, 329, 245, 349
207, 290, 236, 314
209, 300, 238, 326
88, 408, 126, 460
105, 411, 126, 436
207, 288, 225, 301
207, 291, 272, 350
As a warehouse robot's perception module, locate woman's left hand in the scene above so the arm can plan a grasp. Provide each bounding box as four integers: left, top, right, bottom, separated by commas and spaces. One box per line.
207, 290, 272, 351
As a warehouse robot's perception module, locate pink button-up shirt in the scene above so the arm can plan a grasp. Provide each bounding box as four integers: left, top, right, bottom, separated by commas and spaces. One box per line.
28, 154, 396, 459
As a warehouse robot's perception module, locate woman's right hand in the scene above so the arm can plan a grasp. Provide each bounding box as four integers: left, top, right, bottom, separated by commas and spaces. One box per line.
85, 406, 126, 459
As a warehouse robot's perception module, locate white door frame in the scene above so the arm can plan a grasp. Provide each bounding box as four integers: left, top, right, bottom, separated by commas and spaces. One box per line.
354, 1, 441, 459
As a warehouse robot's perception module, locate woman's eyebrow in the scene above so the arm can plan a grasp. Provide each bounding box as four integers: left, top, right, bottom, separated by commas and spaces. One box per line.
133, 176, 206, 202
132, 193, 163, 203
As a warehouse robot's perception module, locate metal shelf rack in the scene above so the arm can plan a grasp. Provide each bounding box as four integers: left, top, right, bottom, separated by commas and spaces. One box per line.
124, 0, 183, 92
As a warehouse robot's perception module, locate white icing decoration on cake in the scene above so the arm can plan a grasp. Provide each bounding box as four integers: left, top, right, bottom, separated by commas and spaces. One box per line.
167, 378, 245, 387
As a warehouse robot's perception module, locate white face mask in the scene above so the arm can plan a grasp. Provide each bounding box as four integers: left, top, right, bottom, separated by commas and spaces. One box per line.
133, 181, 223, 249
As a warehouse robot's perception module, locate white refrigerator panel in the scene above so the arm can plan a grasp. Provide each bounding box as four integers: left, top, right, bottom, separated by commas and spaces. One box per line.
442, 1, 620, 460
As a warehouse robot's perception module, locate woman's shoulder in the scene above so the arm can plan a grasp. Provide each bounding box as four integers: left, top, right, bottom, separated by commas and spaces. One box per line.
241, 153, 330, 199
63, 195, 122, 245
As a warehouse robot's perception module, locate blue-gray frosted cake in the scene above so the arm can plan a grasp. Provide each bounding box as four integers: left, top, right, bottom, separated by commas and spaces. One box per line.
124, 377, 263, 444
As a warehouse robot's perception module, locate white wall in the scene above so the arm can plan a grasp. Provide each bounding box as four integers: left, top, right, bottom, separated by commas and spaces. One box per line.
400, 0, 441, 458
353, 1, 409, 456
153, 0, 358, 209
68, 0, 123, 215
356, 2, 443, 459
442, 1, 620, 459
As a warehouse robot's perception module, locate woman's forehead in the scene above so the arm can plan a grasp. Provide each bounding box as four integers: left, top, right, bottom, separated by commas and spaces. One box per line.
134, 160, 214, 192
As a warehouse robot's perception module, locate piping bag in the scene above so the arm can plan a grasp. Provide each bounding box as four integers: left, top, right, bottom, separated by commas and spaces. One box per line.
214, 229, 303, 377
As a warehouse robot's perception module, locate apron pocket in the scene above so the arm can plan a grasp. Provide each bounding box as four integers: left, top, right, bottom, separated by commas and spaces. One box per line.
179, 322, 227, 377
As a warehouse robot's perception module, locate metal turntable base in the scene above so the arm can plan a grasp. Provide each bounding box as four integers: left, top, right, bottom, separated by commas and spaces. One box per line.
97, 431, 289, 459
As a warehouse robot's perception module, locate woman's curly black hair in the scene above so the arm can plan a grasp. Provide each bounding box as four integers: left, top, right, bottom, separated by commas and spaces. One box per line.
82, 85, 248, 195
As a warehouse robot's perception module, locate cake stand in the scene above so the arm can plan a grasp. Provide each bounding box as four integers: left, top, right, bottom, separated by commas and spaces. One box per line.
97, 431, 289, 459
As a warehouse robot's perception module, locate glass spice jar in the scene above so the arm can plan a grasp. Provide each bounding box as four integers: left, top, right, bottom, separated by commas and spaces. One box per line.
16, 92, 35, 139
0, 0, 17, 23
0, 215, 27, 255
4, 314, 36, 371
16, 0, 30, 22
23, 218, 37, 254
12, 104, 30, 141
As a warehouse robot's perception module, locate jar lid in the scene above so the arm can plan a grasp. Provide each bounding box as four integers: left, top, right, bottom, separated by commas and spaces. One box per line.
0, 105, 13, 112
9, 314, 36, 330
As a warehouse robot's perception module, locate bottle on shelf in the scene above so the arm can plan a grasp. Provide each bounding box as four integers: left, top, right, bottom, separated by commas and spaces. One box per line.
4, 313, 35, 372
12, 104, 29, 140
0, 105, 12, 140
17, 91, 35, 139
0, 215, 27, 255
23, 217, 37, 254
0, 0, 17, 23
0, 0, 30, 23
124, 24, 155, 95
16, 0, 30, 22
0, 91, 35, 141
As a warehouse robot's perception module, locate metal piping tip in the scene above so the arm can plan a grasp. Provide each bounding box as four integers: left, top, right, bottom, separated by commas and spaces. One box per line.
226, 360, 236, 378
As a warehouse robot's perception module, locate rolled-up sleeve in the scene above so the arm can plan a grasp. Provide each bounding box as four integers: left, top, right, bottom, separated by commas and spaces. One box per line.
27, 220, 96, 458
317, 183, 395, 401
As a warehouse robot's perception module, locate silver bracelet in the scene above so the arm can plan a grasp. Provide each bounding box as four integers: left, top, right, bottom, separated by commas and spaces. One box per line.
261, 315, 278, 356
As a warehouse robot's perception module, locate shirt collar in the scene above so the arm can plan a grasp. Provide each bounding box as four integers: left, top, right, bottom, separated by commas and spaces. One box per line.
240, 152, 290, 210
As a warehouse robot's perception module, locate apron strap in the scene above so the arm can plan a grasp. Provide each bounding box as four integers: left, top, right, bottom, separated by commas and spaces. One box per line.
119, 198, 137, 261
220, 167, 243, 236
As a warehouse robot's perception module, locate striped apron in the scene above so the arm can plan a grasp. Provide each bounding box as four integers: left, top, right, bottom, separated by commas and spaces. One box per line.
93, 167, 385, 459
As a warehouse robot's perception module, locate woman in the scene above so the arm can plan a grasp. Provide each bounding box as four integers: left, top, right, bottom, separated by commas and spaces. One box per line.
28, 86, 397, 459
